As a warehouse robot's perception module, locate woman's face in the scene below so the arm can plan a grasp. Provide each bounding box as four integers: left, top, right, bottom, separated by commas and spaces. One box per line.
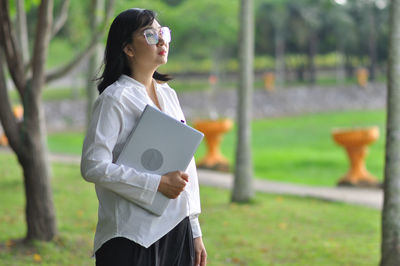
125, 20, 169, 71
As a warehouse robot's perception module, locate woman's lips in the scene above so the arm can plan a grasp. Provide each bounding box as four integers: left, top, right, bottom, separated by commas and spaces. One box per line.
158, 50, 167, 56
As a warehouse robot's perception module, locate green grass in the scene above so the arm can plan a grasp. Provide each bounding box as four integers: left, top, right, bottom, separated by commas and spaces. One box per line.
47, 109, 386, 187
48, 131, 85, 155
0, 153, 381, 265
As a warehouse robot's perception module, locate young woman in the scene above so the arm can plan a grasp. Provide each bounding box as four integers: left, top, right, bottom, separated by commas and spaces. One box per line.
81, 8, 207, 266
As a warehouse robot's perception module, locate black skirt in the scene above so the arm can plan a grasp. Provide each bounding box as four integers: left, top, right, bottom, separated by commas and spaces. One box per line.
95, 217, 195, 266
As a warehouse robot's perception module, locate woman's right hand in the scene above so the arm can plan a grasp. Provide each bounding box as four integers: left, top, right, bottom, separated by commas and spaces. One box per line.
158, 171, 189, 199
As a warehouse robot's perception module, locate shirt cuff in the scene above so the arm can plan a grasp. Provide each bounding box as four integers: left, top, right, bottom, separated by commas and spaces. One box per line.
189, 216, 202, 238
138, 173, 162, 204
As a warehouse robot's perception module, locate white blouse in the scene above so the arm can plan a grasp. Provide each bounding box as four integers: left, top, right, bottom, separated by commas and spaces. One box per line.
81, 74, 202, 253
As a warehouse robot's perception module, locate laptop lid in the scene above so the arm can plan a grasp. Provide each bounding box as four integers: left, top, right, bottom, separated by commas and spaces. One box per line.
116, 104, 204, 215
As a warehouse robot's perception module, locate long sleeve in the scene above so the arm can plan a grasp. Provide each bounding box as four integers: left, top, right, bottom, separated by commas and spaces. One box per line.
81, 94, 161, 205
189, 215, 202, 238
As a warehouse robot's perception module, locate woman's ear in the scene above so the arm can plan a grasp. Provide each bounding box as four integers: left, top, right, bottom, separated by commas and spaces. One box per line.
123, 44, 135, 57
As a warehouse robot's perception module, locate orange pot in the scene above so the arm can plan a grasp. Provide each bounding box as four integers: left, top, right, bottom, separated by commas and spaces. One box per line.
356, 68, 369, 87
0, 105, 23, 146
194, 119, 233, 172
263, 72, 275, 91
332, 126, 379, 187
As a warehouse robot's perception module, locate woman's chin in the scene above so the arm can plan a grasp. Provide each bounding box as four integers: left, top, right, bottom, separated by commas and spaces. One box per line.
159, 58, 168, 65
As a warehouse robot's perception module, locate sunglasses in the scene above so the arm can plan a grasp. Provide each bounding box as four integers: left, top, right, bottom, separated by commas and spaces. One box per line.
143, 27, 171, 45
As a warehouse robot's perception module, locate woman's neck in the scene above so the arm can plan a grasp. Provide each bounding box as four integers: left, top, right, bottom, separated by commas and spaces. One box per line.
130, 69, 154, 91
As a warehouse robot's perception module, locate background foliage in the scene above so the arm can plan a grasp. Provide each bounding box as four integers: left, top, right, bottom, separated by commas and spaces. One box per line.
22, 0, 388, 77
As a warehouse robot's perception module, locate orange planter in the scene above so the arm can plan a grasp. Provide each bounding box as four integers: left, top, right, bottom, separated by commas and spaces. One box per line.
356, 68, 369, 87
263, 72, 275, 91
0, 105, 24, 146
194, 119, 233, 172
332, 126, 379, 187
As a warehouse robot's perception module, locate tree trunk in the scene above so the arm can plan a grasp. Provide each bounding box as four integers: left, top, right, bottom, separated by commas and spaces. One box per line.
307, 32, 317, 85
20, 125, 57, 240
0, 0, 114, 242
335, 48, 345, 84
15, 0, 30, 64
232, 0, 254, 203
275, 31, 285, 87
86, 0, 104, 129
273, 6, 287, 88
344, 53, 354, 79
367, 4, 377, 82
380, 0, 400, 264
23, 0, 57, 241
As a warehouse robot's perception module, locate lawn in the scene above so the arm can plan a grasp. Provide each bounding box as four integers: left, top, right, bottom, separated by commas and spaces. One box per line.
47, 109, 386, 187
0, 153, 381, 265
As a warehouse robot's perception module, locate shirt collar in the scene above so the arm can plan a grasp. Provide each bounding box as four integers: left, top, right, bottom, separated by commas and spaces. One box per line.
119, 74, 161, 91
119, 74, 146, 90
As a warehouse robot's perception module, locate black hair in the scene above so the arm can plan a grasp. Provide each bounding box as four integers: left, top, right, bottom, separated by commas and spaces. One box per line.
97, 8, 172, 94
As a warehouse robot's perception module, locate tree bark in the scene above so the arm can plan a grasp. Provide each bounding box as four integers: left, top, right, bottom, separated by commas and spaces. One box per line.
232, 0, 254, 203
0, 1, 26, 91
21, 134, 57, 241
0, 0, 114, 242
380, 0, 400, 264
86, 0, 104, 129
23, 0, 57, 241
16, 0, 30, 64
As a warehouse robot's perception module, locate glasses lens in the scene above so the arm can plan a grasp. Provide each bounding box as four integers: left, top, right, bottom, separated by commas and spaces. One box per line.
144, 29, 158, 45
160, 27, 171, 44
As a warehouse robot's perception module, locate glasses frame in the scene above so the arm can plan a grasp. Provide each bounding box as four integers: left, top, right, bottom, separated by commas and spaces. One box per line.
143, 26, 171, 45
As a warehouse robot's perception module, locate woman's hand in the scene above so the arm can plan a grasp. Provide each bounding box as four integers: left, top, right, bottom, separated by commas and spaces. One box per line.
158, 171, 188, 199
194, 237, 207, 266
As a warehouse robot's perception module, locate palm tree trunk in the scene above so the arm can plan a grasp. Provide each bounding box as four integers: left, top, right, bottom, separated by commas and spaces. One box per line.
232, 0, 254, 203
380, 0, 400, 264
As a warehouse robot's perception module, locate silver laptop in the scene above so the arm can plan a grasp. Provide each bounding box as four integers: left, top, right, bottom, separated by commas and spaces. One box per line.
116, 105, 204, 216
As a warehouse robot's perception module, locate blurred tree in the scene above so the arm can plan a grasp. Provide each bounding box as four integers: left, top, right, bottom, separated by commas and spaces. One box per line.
0, 0, 114, 241
347, 0, 387, 81
381, 0, 400, 264
117, 0, 239, 64
15, 0, 30, 64
232, 0, 254, 203
86, 0, 104, 129
110, 0, 390, 81
162, 0, 187, 6
289, 0, 333, 84
322, 1, 356, 83
256, 0, 289, 86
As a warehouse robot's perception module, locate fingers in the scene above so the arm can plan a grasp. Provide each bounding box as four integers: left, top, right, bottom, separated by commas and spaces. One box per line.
195, 250, 201, 266
194, 237, 207, 266
200, 249, 207, 266
180, 172, 189, 182
158, 171, 189, 199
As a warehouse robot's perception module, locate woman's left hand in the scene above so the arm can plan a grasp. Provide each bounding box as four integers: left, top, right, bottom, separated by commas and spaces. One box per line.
194, 237, 207, 266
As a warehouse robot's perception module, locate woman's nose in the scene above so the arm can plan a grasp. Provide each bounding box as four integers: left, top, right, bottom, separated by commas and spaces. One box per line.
157, 37, 165, 46
157, 32, 166, 46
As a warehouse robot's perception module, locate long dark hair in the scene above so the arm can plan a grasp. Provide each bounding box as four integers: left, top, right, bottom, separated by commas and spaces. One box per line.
97, 8, 172, 94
